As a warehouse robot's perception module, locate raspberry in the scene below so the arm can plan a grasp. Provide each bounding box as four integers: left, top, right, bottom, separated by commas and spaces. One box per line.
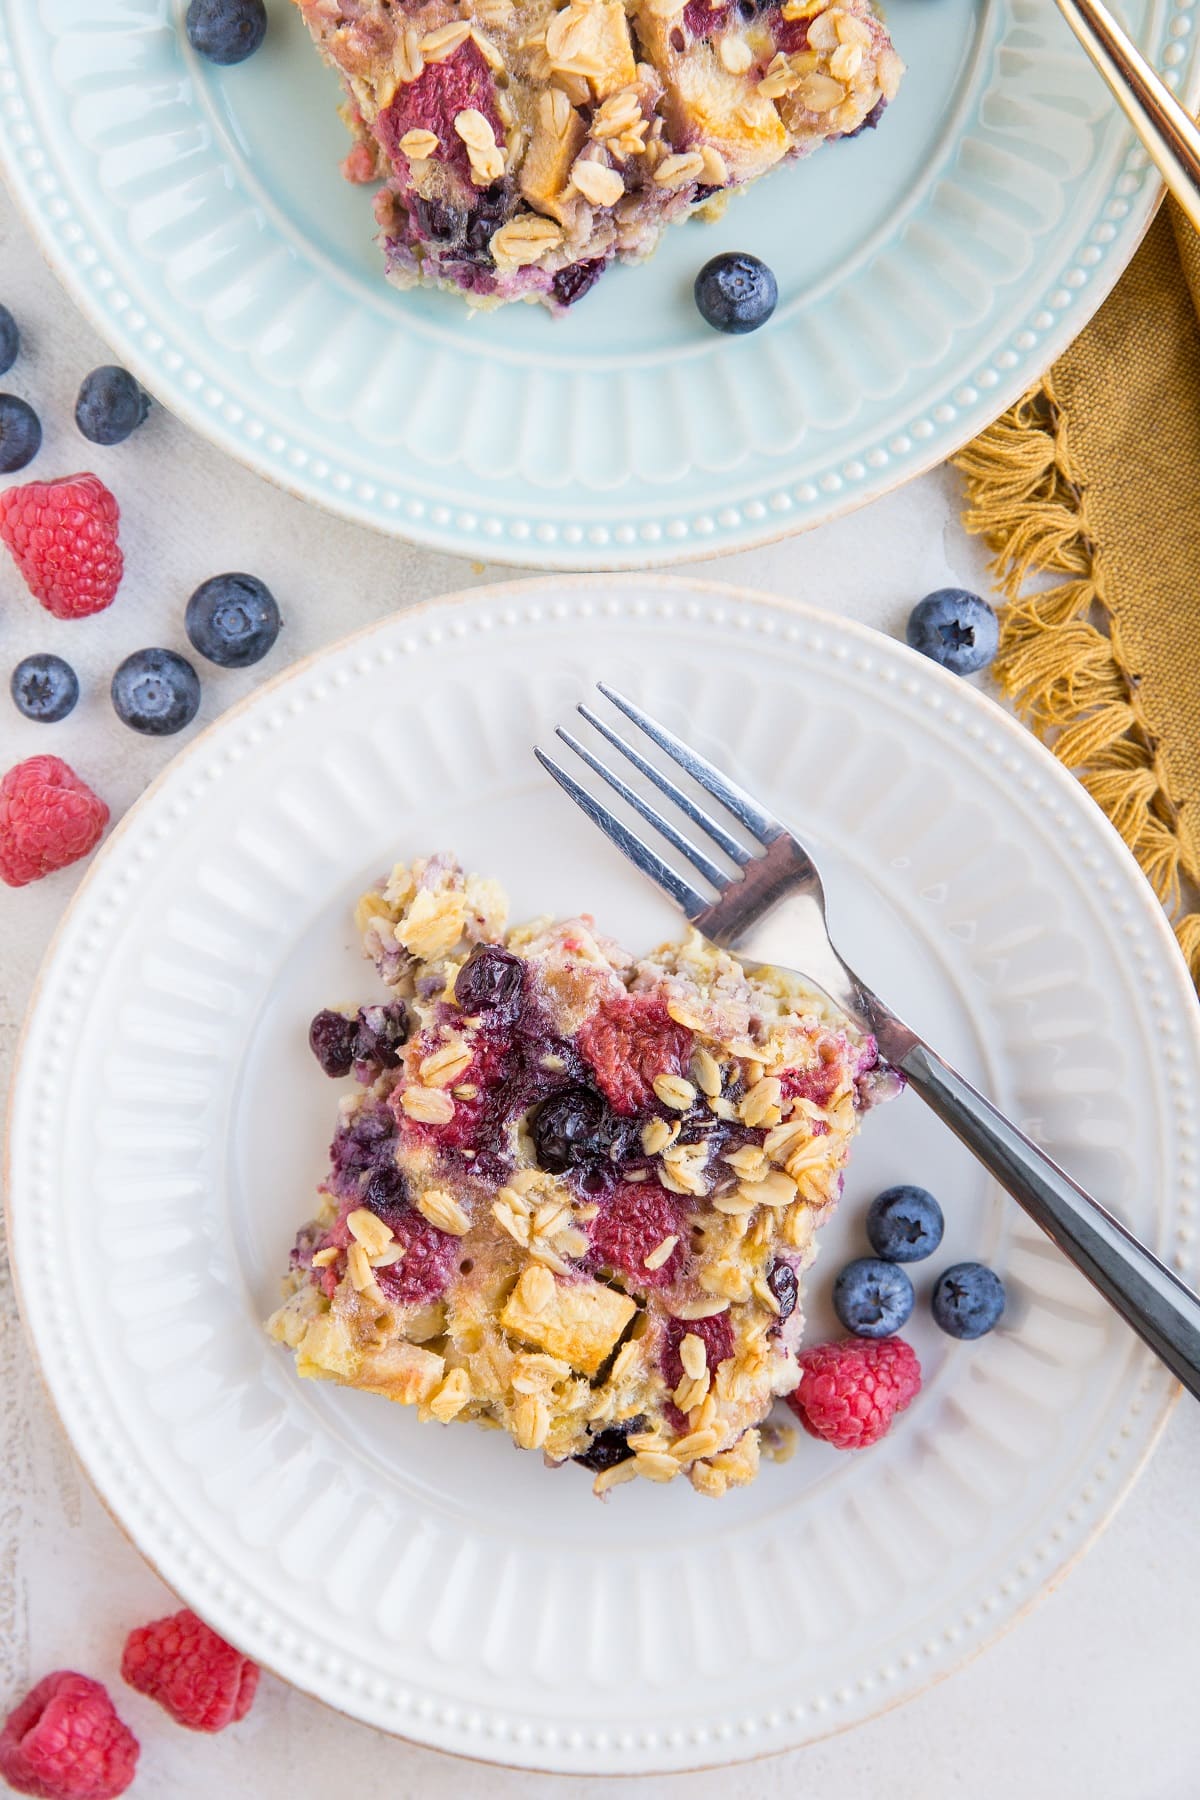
588, 1181, 684, 1288
0, 757, 109, 888
0, 474, 123, 619
774, 11, 810, 51
577, 994, 693, 1115
375, 42, 501, 180
342, 141, 379, 183
0, 1671, 138, 1800
661, 1310, 734, 1394
121, 1608, 258, 1733
374, 1207, 460, 1305
786, 1337, 921, 1449
683, 0, 730, 33
394, 1027, 511, 1156
778, 1056, 842, 1109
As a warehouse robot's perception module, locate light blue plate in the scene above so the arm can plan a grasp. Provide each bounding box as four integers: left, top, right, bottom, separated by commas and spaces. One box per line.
0, 0, 1192, 566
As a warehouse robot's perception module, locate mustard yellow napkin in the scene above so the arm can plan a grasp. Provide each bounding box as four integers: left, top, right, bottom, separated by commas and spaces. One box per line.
956, 200, 1200, 982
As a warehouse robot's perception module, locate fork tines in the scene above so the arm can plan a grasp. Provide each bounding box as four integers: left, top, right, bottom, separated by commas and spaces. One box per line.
535, 684, 783, 919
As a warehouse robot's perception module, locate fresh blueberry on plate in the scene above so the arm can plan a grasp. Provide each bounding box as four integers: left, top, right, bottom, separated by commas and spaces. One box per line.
694, 252, 778, 335
75, 366, 151, 446
185, 0, 268, 64
11, 654, 79, 723
867, 1184, 945, 1262
906, 588, 999, 676
185, 573, 281, 668
833, 1256, 915, 1338
111, 648, 201, 736
0, 306, 18, 377
932, 1263, 1006, 1339
0, 394, 41, 473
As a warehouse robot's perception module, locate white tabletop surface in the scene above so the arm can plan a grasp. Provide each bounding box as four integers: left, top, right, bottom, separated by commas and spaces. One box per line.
2, 179, 1198, 1800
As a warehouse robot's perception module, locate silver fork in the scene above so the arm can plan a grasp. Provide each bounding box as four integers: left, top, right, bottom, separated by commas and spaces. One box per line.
536, 684, 1200, 1402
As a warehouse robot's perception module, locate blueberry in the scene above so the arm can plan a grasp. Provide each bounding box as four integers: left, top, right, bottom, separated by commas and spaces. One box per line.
766, 1259, 798, 1320
906, 589, 999, 676
694, 252, 777, 334
185, 573, 281, 669
459, 185, 513, 262
309, 1010, 358, 1078
932, 1262, 1006, 1339
454, 944, 525, 1012
866, 1185, 945, 1263
573, 1416, 644, 1473
329, 1104, 395, 1192
412, 197, 466, 244
532, 1086, 610, 1173
0, 306, 18, 377
833, 1256, 914, 1338
11, 654, 79, 724
354, 1001, 410, 1068
0, 394, 41, 473
310, 1003, 409, 1076
185, 0, 268, 64
602, 1113, 648, 1172
111, 648, 201, 736
75, 365, 151, 446
553, 258, 606, 309
364, 1159, 410, 1226
842, 96, 888, 139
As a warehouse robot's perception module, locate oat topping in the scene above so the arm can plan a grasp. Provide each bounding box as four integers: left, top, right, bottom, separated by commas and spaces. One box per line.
399, 127, 441, 160
454, 107, 506, 183
419, 20, 473, 60
267, 853, 893, 1496
570, 156, 627, 207
490, 213, 565, 268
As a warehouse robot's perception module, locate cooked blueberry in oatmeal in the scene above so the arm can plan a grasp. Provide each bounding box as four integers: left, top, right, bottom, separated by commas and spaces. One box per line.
268, 854, 897, 1496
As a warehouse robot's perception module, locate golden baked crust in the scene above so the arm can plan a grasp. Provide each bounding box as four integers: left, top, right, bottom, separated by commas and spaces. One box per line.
291, 0, 903, 311
268, 854, 897, 1496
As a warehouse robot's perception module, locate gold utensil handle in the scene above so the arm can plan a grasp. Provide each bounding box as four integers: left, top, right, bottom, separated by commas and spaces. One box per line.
1056, 0, 1200, 233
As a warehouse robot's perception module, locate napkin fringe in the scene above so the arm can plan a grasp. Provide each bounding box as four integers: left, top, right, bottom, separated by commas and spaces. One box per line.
955, 376, 1200, 983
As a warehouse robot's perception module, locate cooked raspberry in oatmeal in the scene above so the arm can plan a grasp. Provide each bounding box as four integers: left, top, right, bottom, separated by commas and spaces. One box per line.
267, 854, 896, 1496
290, 0, 903, 314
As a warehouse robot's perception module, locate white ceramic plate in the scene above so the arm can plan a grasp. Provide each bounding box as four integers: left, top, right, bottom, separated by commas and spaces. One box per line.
0, 2, 1197, 567
7, 577, 1199, 1775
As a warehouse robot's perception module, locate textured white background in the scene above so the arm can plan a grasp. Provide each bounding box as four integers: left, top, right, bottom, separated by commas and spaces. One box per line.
2, 179, 1199, 1800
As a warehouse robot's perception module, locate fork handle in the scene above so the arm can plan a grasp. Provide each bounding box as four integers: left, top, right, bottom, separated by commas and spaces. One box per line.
1054, 0, 1200, 237
898, 1042, 1200, 1400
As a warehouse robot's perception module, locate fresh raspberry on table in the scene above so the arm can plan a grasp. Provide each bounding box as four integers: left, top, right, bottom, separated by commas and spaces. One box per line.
0, 1671, 139, 1800
588, 1180, 685, 1287
0, 473, 123, 618
577, 993, 693, 1115
786, 1336, 921, 1449
0, 757, 109, 888
121, 1608, 259, 1733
